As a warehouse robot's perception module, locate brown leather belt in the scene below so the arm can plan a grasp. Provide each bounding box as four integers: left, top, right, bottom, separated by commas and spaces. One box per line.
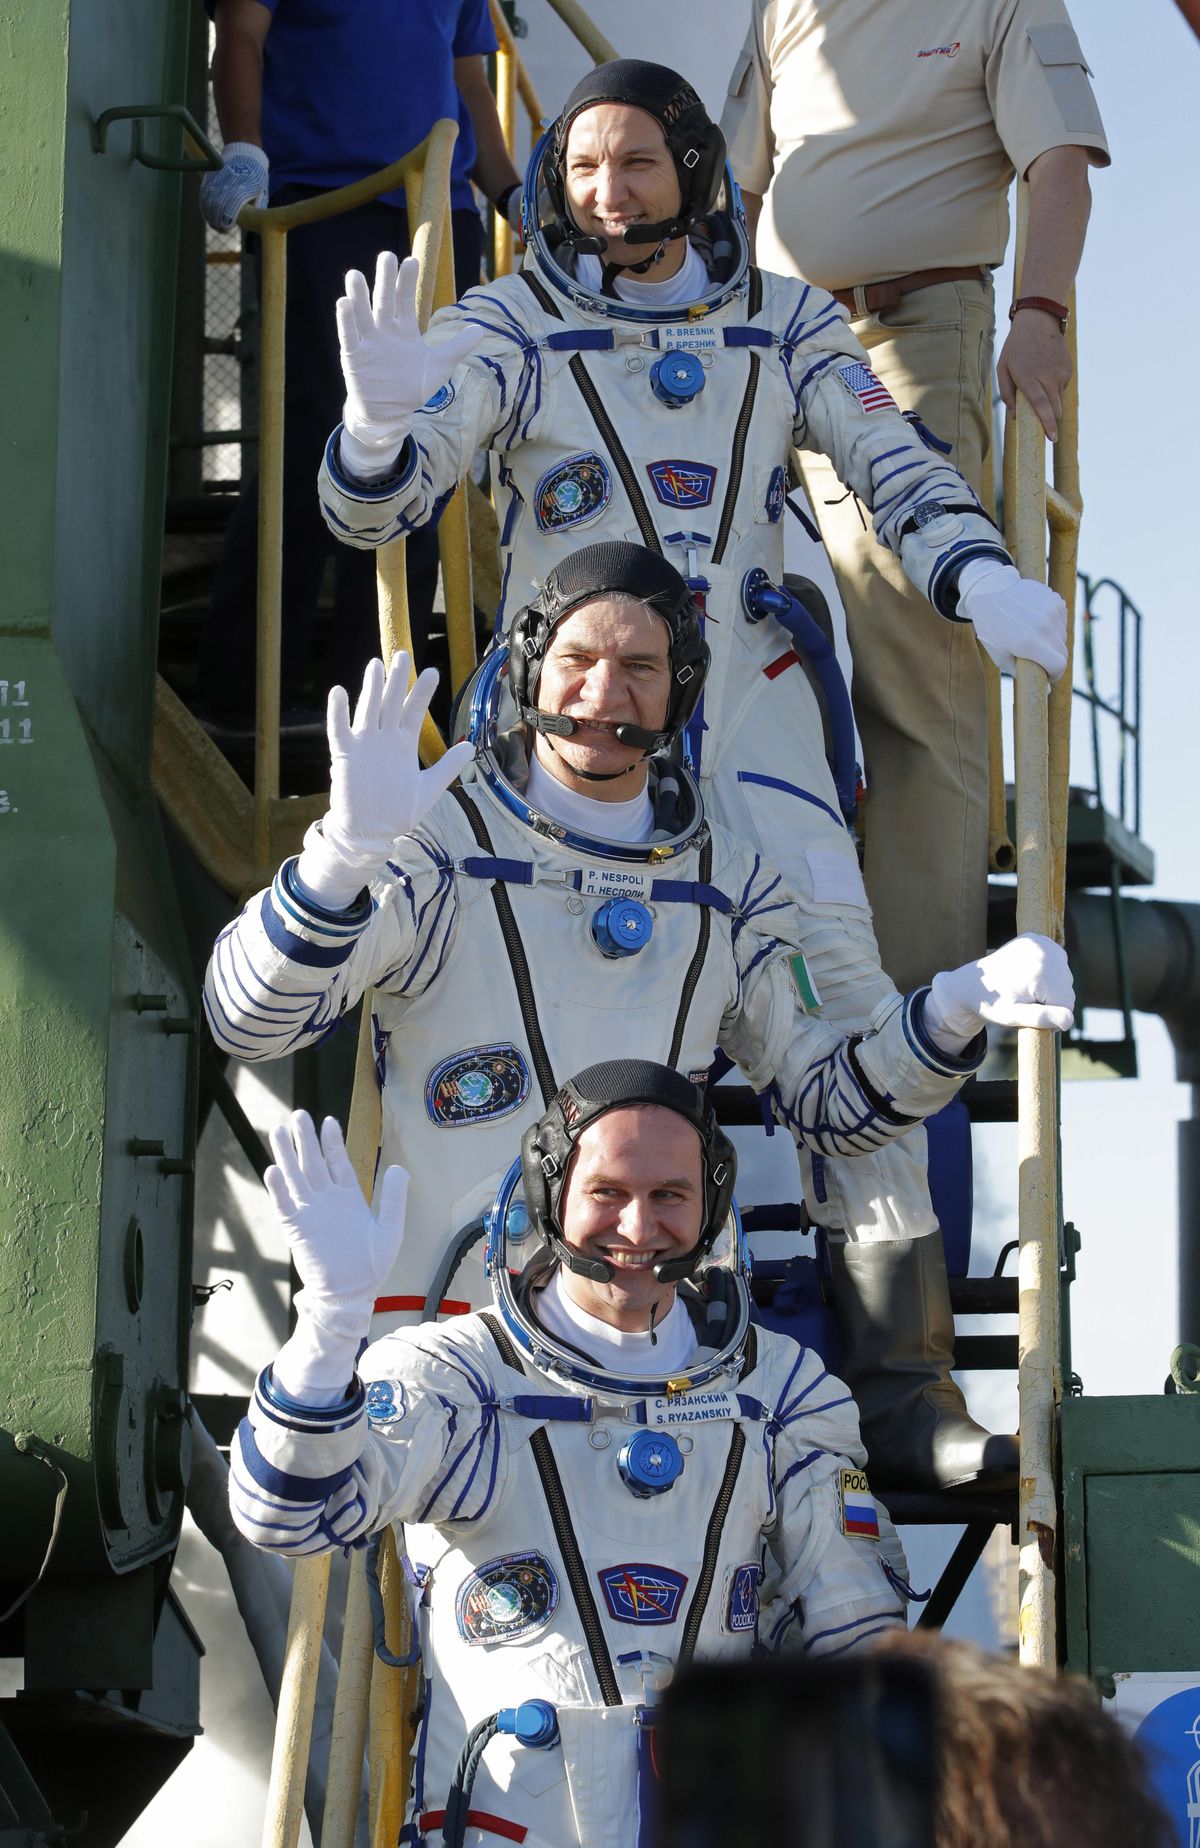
830, 266, 987, 318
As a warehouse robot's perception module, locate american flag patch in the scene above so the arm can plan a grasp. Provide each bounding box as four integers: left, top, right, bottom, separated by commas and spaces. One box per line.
835, 362, 897, 415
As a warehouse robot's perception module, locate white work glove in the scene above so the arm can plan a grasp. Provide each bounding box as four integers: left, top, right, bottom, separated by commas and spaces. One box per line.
335, 250, 482, 479
294, 653, 474, 909
199, 141, 269, 233
956, 559, 1068, 682
924, 932, 1075, 1055
267, 1111, 409, 1400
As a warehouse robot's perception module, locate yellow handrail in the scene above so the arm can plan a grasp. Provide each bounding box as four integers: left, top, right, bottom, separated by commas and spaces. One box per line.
1004, 182, 1082, 1671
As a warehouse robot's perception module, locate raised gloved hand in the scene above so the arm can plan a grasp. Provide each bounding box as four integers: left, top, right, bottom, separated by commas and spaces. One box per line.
924, 932, 1075, 1054
955, 558, 1069, 681
199, 142, 269, 233
268, 1111, 409, 1399
336, 250, 483, 479
295, 653, 474, 909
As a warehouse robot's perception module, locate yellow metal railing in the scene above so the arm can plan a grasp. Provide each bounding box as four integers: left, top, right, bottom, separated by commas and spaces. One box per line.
253, 25, 612, 1845
1003, 185, 1082, 1672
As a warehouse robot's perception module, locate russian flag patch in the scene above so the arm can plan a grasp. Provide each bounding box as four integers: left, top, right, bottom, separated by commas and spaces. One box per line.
835, 361, 897, 415
840, 1467, 880, 1539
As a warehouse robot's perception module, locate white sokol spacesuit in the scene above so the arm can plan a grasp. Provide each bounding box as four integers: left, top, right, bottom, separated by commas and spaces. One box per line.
312, 66, 1070, 1489
204, 547, 984, 1336
231, 1068, 909, 1848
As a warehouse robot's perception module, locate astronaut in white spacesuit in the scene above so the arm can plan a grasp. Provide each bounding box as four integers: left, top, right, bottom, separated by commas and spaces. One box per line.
205, 541, 1073, 1489
231, 1061, 912, 1848
310, 59, 1070, 1483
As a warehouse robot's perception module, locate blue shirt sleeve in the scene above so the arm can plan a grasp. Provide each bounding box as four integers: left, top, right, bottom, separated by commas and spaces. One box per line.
453, 0, 499, 58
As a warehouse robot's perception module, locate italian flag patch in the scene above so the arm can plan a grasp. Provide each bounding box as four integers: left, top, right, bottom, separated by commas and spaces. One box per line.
788, 950, 822, 1013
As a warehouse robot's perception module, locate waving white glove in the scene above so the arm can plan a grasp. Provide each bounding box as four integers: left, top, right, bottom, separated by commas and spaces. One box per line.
268, 1111, 409, 1399
924, 932, 1075, 1054
295, 653, 474, 909
956, 559, 1068, 681
199, 142, 269, 233
335, 251, 483, 479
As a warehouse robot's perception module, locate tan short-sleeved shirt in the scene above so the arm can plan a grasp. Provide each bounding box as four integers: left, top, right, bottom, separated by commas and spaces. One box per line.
720, 0, 1110, 289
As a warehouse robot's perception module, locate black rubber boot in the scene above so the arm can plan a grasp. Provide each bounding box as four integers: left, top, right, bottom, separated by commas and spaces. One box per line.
828, 1233, 1019, 1492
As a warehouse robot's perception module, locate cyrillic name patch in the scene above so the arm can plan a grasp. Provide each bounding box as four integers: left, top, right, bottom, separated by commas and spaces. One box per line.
456, 1551, 559, 1644
425, 1043, 531, 1126
840, 1467, 880, 1539
598, 1563, 688, 1625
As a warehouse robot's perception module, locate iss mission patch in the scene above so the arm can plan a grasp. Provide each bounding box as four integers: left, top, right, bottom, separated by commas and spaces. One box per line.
839, 1467, 880, 1539
598, 1563, 688, 1625
424, 1043, 531, 1127
534, 451, 612, 532
646, 459, 717, 509
724, 1561, 763, 1633
456, 1551, 560, 1645
366, 1380, 407, 1426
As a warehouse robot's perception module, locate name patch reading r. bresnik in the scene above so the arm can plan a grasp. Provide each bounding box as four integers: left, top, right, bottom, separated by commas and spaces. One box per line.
598, 1563, 688, 1625
425, 1043, 530, 1127
456, 1551, 560, 1645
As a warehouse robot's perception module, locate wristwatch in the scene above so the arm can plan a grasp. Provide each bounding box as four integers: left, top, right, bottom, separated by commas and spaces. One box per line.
1008, 295, 1070, 332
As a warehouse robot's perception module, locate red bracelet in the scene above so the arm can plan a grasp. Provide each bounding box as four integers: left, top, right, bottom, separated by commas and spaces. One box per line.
1009, 295, 1070, 331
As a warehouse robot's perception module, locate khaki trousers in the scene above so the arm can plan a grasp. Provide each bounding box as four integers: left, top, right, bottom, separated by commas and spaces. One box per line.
796, 278, 995, 993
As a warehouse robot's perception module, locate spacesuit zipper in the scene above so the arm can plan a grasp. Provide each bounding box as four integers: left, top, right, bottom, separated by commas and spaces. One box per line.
480, 1314, 623, 1706
675, 1424, 746, 1669
567, 356, 664, 554
710, 357, 760, 565
450, 788, 558, 1106
666, 837, 714, 1068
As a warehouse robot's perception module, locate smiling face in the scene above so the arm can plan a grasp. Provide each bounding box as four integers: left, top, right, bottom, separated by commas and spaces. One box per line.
557, 1105, 703, 1330
531, 594, 672, 798
563, 102, 687, 278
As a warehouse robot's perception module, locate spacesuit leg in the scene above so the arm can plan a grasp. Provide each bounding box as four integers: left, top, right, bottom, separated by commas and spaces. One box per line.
705, 694, 1014, 1489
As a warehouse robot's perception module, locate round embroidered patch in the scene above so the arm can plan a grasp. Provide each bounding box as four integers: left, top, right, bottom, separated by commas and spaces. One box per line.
533, 452, 612, 532
423, 381, 456, 413
456, 1551, 560, 1645
366, 1379, 406, 1425
424, 1043, 531, 1127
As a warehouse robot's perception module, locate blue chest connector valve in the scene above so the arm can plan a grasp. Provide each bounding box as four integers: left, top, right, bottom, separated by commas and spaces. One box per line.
650, 349, 706, 408
591, 896, 653, 958
618, 1428, 685, 1498
496, 1700, 561, 1749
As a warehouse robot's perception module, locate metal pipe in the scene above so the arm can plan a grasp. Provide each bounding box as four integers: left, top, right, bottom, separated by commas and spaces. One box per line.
1006, 180, 1063, 1672
252, 224, 286, 875
539, 0, 619, 63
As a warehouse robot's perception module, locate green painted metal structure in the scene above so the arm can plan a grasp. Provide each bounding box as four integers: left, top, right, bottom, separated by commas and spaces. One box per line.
0, 4, 203, 1839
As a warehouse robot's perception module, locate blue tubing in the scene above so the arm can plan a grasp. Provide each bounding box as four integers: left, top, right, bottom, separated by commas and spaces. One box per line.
744, 572, 859, 824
